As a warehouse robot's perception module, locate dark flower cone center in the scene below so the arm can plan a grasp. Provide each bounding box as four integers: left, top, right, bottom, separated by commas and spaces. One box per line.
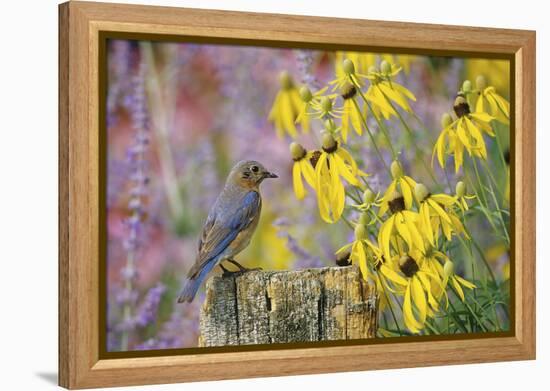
309, 150, 322, 168
322, 141, 339, 154
292, 149, 307, 162
341, 85, 357, 100
453, 101, 471, 117
374, 255, 386, 271
389, 196, 405, 214
399, 256, 419, 278
336, 251, 352, 267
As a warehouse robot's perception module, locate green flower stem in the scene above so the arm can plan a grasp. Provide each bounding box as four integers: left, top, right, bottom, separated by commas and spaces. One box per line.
349, 80, 397, 160
492, 122, 509, 173
340, 214, 355, 230
467, 294, 501, 331
377, 274, 403, 336
376, 92, 439, 186
465, 160, 503, 240
462, 225, 497, 283
449, 286, 489, 332
479, 158, 505, 201
351, 98, 391, 175
473, 159, 510, 245
445, 299, 469, 333
424, 320, 441, 335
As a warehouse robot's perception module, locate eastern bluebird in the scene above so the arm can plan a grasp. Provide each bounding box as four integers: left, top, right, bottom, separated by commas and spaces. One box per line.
177, 160, 278, 303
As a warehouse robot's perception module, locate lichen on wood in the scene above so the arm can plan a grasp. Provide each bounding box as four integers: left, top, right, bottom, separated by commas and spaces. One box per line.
198, 266, 378, 347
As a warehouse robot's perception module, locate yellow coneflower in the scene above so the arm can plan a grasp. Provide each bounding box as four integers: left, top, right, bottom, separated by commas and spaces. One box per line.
383, 54, 415, 74
364, 61, 417, 121
335, 52, 375, 79
289, 142, 316, 200
383, 253, 441, 333
414, 183, 466, 246
308, 95, 342, 120
339, 82, 364, 143
433, 97, 495, 173
336, 221, 371, 281
379, 160, 417, 217
295, 85, 328, 127
268, 71, 308, 138
378, 190, 425, 263
352, 188, 381, 212
314, 133, 362, 223
455, 181, 476, 212
442, 258, 476, 302
474, 75, 510, 124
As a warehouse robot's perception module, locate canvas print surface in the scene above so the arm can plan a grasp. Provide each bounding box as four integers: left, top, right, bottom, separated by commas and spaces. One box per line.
105, 39, 511, 352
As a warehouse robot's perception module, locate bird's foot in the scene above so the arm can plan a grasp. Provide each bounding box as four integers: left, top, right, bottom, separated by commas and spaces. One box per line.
227, 259, 262, 273
220, 261, 262, 278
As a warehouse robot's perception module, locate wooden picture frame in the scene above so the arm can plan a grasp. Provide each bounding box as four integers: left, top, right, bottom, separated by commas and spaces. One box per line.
59, 1, 536, 388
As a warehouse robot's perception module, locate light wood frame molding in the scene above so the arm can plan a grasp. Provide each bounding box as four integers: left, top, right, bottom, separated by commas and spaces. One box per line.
59, 1, 536, 388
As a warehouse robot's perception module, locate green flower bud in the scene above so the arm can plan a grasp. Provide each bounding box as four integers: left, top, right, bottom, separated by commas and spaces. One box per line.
390, 160, 402, 179
443, 260, 454, 277
324, 118, 337, 132
354, 223, 367, 240
456, 181, 466, 197
359, 212, 370, 225
279, 71, 293, 90
320, 96, 333, 113
321, 132, 337, 150
368, 65, 378, 75
441, 112, 453, 128
342, 59, 355, 75
462, 79, 472, 93
476, 75, 487, 90
454, 95, 467, 107
290, 142, 307, 161
414, 183, 430, 202
299, 86, 312, 102
363, 189, 375, 204
380, 60, 391, 74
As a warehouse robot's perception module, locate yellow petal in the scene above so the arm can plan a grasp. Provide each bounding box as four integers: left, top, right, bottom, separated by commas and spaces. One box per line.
279, 94, 298, 137
400, 178, 413, 209
292, 163, 306, 200
429, 194, 456, 206
352, 241, 369, 280
403, 284, 422, 333
380, 216, 395, 261
411, 277, 427, 324
380, 264, 408, 286
378, 82, 411, 112
334, 153, 359, 186
422, 204, 435, 247
427, 199, 452, 224
451, 277, 465, 301
455, 275, 476, 289
395, 214, 413, 250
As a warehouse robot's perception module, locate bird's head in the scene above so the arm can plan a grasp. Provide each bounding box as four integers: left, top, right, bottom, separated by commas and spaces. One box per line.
229, 160, 278, 189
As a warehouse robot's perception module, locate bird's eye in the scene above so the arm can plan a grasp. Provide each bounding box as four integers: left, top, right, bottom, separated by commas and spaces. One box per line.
251, 165, 259, 173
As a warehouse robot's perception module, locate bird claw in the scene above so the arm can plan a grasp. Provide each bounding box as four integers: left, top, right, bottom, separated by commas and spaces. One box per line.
221, 267, 262, 278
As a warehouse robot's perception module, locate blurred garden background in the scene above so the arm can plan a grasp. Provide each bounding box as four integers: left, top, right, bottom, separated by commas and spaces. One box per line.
106, 39, 511, 351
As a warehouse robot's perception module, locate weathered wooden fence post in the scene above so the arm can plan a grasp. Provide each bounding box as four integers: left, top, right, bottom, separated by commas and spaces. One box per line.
198, 265, 378, 347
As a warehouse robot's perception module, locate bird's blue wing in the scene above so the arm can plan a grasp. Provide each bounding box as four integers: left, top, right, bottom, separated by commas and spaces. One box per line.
187, 191, 261, 279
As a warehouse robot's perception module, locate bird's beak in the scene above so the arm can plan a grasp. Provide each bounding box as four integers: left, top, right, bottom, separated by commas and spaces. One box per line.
263, 171, 278, 179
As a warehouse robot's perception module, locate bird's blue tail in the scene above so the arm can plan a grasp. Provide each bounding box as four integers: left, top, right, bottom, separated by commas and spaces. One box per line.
177, 260, 217, 303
